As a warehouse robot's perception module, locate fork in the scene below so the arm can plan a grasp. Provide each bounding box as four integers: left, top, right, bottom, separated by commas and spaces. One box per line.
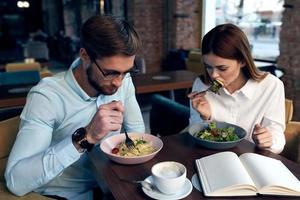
188, 80, 223, 98
188, 87, 211, 99
124, 129, 135, 150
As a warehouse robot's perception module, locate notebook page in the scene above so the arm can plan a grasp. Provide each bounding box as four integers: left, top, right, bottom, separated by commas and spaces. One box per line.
196, 152, 256, 194
240, 153, 300, 194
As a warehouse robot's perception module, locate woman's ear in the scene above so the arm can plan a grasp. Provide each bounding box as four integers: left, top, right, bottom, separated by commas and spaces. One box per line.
240, 61, 246, 68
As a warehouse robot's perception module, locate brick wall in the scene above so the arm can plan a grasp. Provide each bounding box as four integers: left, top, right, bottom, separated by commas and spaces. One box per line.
130, 0, 200, 73
129, 0, 164, 73
277, 0, 300, 120
173, 0, 200, 49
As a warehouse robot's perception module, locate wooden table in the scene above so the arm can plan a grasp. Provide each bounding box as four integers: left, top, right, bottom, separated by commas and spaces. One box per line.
0, 85, 33, 108
88, 132, 300, 200
132, 70, 198, 98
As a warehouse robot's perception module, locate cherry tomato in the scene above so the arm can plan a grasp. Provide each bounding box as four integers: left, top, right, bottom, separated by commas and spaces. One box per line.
111, 147, 119, 154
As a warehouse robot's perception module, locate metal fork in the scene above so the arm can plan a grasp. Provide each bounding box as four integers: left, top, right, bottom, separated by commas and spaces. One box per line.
188, 80, 223, 98
188, 87, 211, 99
124, 129, 135, 150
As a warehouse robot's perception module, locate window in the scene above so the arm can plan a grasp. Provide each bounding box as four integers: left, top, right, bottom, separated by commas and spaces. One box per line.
203, 0, 284, 61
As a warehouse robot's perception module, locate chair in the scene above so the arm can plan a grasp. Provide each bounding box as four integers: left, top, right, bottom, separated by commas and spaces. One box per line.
5, 62, 52, 79
285, 99, 293, 124
281, 99, 300, 163
134, 56, 146, 74
0, 71, 41, 86
23, 41, 49, 62
149, 94, 189, 136
0, 116, 52, 199
0, 106, 23, 121
5, 62, 41, 72
185, 50, 205, 75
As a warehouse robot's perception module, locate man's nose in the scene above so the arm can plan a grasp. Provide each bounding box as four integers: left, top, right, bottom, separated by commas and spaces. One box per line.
112, 75, 123, 87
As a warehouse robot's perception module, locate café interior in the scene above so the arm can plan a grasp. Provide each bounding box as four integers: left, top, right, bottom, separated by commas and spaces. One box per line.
0, 0, 300, 199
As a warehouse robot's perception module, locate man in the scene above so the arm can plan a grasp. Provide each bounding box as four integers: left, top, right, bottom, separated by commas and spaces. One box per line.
5, 15, 145, 200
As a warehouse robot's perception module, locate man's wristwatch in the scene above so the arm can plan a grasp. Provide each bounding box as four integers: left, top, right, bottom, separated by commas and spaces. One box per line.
72, 127, 94, 152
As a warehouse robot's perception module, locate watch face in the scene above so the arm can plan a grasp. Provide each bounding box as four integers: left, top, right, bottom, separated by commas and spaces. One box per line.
73, 127, 86, 142
72, 127, 94, 151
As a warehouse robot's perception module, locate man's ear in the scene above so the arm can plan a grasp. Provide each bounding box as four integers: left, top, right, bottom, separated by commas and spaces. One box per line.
79, 48, 90, 61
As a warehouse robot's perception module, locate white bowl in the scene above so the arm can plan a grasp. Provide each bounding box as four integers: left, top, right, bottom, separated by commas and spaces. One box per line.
100, 133, 163, 165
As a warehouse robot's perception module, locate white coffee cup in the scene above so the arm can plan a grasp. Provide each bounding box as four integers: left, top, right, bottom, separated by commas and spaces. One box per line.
151, 161, 186, 194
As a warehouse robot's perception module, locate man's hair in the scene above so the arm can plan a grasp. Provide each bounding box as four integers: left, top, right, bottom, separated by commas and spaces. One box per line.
81, 15, 141, 59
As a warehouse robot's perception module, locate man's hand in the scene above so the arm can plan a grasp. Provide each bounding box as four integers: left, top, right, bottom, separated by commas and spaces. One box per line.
86, 101, 124, 144
252, 124, 273, 149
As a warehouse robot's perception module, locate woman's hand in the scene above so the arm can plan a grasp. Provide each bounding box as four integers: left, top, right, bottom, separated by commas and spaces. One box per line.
188, 92, 211, 120
86, 100, 124, 144
252, 124, 273, 149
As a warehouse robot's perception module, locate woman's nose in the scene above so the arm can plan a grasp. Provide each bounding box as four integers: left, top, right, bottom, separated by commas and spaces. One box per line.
210, 68, 220, 79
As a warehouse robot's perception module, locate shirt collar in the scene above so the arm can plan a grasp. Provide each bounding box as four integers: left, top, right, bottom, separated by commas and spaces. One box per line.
222, 79, 257, 99
237, 79, 257, 99
65, 58, 96, 101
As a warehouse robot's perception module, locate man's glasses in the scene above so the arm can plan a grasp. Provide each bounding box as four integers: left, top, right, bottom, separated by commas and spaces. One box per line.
93, 59, 139, 80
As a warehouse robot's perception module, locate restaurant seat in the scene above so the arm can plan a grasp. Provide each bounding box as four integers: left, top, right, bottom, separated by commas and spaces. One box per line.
281, 99, 300, 164
23, 40, 49, 62
4, 62, 53, 80
150, 94, 189, 136
0, 106, 23, 121
5, 62, 41, 72
134, 55, 146, 74
0, 116, 53, 199
285, 99, 293, 124
0, 71, 41, 86
185, 50, 205, 75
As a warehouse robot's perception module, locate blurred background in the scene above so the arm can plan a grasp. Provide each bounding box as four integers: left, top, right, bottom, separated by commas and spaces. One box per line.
0, 0, 300, 120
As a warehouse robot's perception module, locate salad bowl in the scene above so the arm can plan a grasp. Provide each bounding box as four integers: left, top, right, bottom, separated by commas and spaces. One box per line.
188, 121, 246, 150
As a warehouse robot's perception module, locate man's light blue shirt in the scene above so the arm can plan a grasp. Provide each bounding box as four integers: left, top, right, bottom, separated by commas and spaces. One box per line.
5, 58, 145, 199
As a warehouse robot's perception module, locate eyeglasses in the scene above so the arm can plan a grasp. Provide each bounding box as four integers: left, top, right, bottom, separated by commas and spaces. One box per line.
93, 59, 139, 80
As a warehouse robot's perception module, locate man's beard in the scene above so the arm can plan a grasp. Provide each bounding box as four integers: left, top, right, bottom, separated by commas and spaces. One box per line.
87, 67, 117, 95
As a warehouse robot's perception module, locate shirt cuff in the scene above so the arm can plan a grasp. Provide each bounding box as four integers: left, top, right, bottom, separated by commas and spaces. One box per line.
53, 135, 82, 168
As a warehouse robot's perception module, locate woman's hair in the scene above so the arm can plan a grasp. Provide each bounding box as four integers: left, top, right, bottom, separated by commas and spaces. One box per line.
80, 15, 141, 59
201, 23, 266, 83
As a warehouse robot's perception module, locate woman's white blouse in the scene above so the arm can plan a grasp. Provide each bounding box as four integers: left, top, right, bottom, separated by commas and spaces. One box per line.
190, 74, 286, 154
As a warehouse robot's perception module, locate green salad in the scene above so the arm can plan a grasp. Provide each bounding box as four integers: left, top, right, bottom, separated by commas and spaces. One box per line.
194, 122, 239, 142
209, 80, 223, 93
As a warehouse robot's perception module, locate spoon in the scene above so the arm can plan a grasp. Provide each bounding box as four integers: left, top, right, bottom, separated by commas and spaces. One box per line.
120, 178, 154, 191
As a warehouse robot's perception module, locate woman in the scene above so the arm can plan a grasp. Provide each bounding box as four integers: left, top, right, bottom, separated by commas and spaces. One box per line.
189, 24, 285, 154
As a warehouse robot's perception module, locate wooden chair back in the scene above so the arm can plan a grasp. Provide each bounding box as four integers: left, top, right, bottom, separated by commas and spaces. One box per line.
0, 116, 20, 182
5, 62, 41, 72
285, 99, 293, 124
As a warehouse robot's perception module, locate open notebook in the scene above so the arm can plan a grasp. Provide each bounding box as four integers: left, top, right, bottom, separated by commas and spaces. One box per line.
195, 152, 300, 197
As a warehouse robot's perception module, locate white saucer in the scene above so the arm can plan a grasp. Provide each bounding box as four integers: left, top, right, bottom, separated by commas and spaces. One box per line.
152, 75, 171, 80
142, 176, 193, 200
191, 173, 202, 192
